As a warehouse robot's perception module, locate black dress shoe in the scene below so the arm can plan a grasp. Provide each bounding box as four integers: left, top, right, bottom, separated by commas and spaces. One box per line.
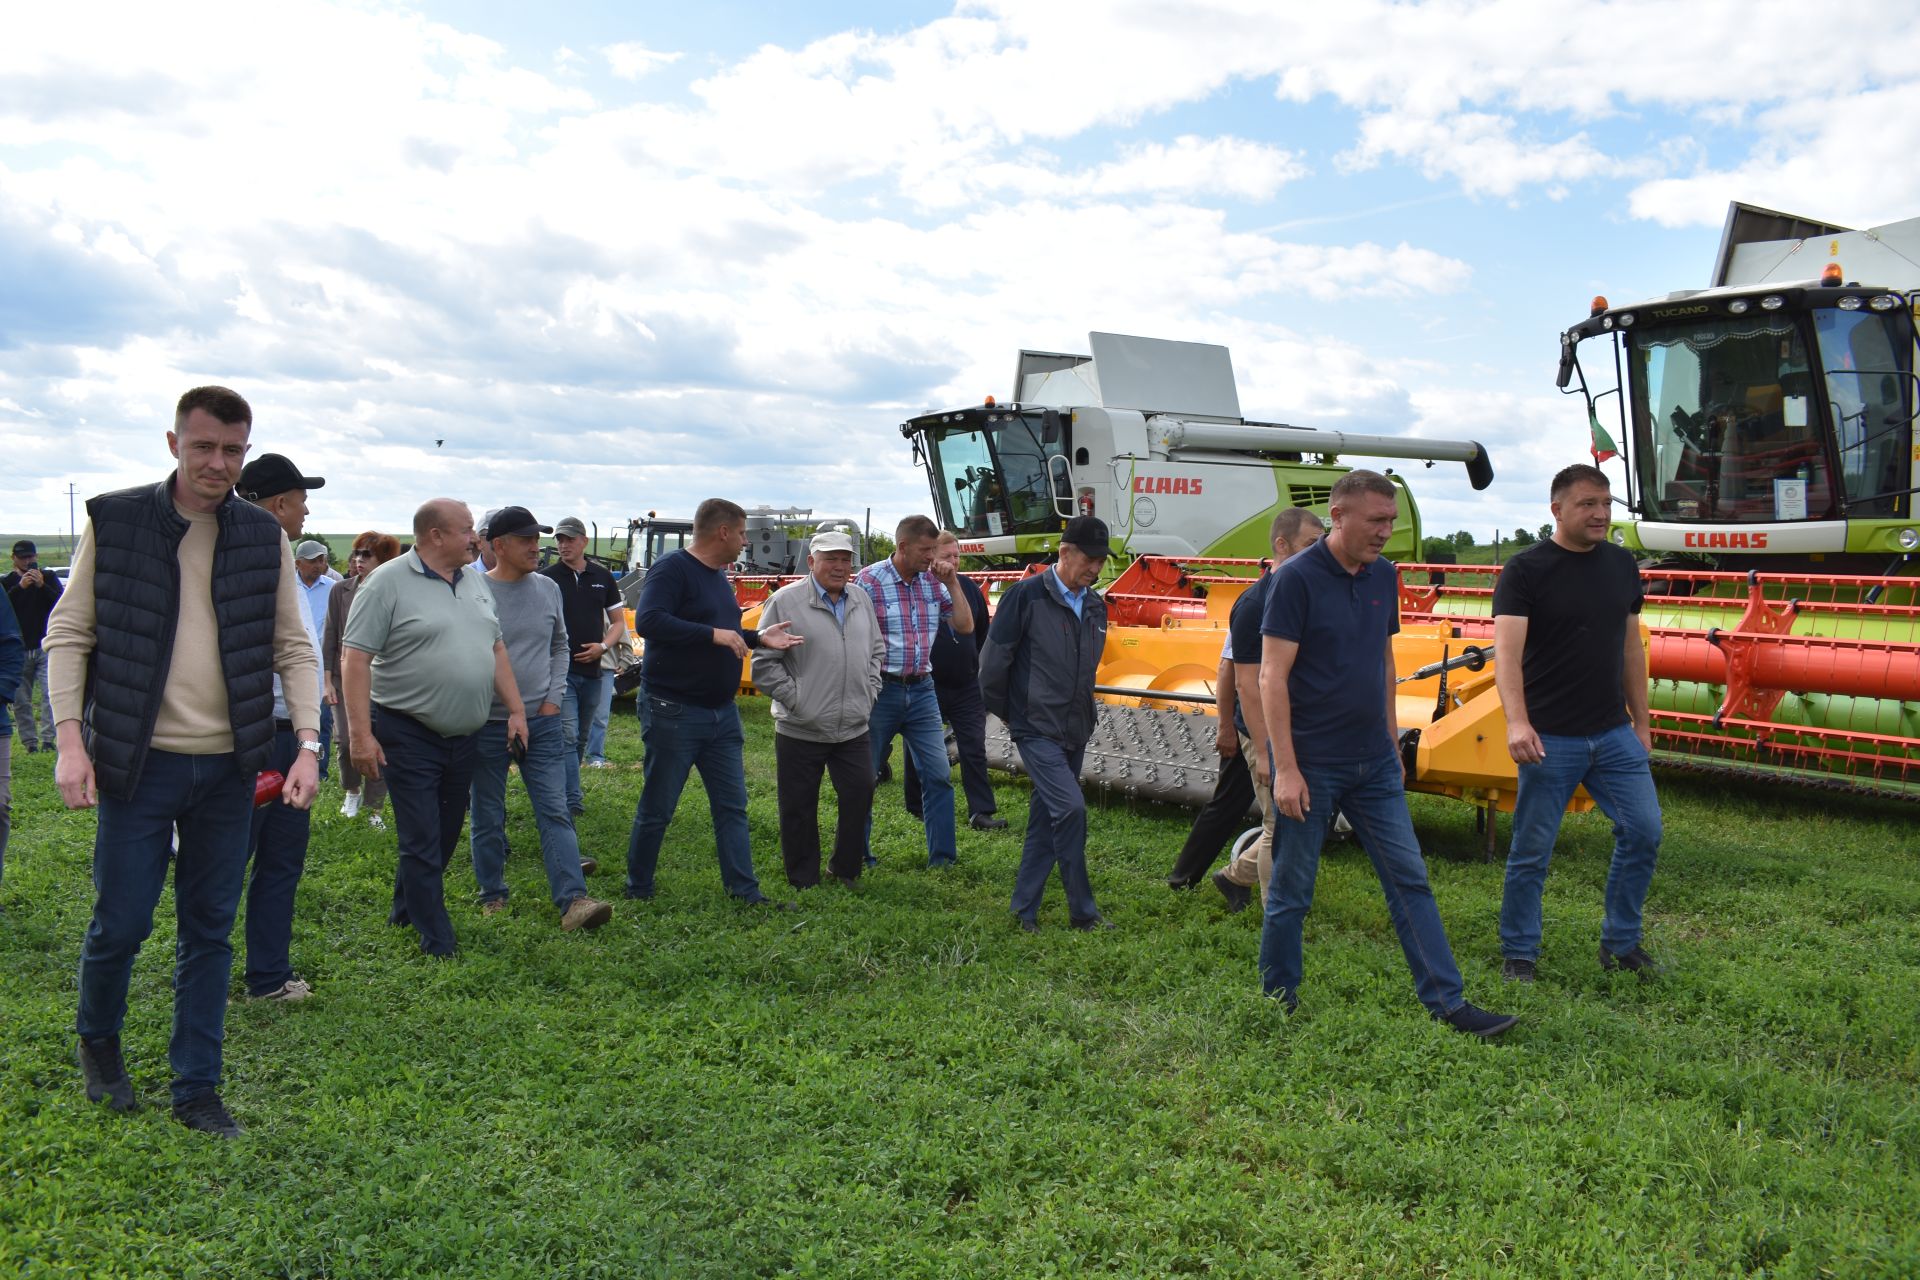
1016, 917, 1040, 934
1069, 915, 1115, 931
1439, 1003, 1519, 1038
1211, 870, 1252, 914
1599, 944, 1662, 979
968, 813, 1009, 830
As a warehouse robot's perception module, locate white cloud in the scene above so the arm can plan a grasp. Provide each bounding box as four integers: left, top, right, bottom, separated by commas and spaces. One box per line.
603, 41, 683, 80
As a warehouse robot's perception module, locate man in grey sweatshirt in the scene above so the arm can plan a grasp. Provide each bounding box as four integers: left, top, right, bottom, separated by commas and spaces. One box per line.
470, 506, 611, 931
752, 530, 885, 888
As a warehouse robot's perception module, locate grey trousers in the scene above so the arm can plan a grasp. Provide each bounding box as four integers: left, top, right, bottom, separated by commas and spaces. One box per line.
10, 649, 50, 751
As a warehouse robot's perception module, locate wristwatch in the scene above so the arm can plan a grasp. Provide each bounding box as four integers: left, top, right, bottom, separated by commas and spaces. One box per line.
298, 740, 323, 756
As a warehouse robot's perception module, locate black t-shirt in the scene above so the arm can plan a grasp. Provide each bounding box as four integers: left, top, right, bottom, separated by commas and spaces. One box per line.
929, 573, 988, 687
540, 560, 623, 680
1226, 572, 1274, 738
1491, 539, 1643, 736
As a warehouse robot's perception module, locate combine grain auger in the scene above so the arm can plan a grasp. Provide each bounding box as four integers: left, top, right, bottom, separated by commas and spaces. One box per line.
1400, 561, 1920, 799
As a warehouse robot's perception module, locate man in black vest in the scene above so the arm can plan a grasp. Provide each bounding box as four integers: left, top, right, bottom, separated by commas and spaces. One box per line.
45, 386, 323, 1137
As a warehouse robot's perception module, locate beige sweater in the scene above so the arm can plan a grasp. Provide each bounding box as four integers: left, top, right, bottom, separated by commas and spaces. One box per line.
45, 501, 322, 753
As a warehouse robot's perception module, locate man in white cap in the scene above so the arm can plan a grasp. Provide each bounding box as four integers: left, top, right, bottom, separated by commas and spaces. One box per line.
752, 530, 884, 888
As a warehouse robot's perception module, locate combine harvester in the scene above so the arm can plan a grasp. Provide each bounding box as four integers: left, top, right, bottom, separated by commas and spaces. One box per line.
896, 332, 1570, 846
1449, 201, 1920, 798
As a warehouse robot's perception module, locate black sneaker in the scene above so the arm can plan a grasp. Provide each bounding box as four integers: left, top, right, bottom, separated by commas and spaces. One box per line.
1439, 1003, 1519, 1039
1599, 944, 1662, 979
1501, 957, 1537, 984
968, 813, 1009, 831
77, 1036, 138, 1112
1069, 915, 1116, 931
1016, 917, 1040, 934
1268, 988, 1300, 1016
172, 1090, 243, 1138
1211, 870, 1252, 914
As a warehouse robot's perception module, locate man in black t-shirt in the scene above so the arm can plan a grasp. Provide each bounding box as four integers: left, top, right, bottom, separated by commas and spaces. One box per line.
1492, 463, 1663, 983
540, 517, 624, 818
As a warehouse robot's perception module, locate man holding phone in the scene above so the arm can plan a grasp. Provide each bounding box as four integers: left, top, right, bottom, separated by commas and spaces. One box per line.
540, 517, 624, 818
3, 539, 62, 754
470, 506, 612, 931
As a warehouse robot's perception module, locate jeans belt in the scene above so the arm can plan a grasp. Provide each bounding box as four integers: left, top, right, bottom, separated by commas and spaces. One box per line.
881, 671, 928, 685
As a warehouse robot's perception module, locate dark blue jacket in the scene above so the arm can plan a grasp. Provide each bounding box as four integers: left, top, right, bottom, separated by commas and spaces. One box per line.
0, 590, 22, 738
978, 568, 1106, 749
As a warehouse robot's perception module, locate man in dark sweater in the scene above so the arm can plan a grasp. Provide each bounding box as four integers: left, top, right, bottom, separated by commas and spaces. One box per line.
622, 497, 801, 904
1494, 463, 1661, 983
3, 539, 62, 753
901, 530, 1002, 829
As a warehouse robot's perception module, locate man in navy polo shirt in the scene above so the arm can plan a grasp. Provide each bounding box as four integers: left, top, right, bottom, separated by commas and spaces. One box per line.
1257, 469, 1516, 1037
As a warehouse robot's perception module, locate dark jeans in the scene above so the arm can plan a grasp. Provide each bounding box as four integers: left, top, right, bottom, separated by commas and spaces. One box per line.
376, 705, 479, 956
1501, 722, 1663, 960
316, 702, 333, 778
624, 694, 762, 901
902, 678, 997, 821
775, 731, 874, 887
1165, 750, 1256, 886
76, 749, 253, 1104
1009, 736, 1099, 924
1258, 750, 1465, 1015
242, 726, 313, 994
469, 714, 588, 912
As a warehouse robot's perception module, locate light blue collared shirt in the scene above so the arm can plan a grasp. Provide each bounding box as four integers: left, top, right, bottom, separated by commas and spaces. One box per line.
813, 577, 847, 626
1052, 568, 1085, 619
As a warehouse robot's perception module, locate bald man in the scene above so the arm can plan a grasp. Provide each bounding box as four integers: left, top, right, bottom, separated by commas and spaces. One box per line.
342, 499, 526, 957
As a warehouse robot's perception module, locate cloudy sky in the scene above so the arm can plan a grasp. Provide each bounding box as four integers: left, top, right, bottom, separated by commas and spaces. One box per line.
6, 0, 1919, 551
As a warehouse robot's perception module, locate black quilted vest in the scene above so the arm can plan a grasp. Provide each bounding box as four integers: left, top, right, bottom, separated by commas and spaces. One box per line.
85, 477, 284, 800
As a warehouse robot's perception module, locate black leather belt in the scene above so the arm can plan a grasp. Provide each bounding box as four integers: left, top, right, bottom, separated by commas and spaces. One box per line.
275, 718, 295, 731
881, 671, 928, 684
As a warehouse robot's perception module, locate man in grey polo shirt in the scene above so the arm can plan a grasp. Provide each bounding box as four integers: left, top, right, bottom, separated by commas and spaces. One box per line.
470, 505, 612, 931
342, 498, 527, 957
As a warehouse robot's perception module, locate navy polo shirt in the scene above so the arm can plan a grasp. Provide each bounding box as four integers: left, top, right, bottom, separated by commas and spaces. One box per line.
1226, 572, 1274, 738
1260, 536, 1400, 763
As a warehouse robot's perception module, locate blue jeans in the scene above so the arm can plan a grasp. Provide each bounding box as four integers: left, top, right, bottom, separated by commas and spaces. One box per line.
1259, 750, 1466, 1016
1009, 736, 1099, 923
316, 702, 333, 778
1501, 721, 1663, 960
470, 714, 588, 912
375, 706, 478, 956
585, 670, 615, 764
243, 726, 314, 995
866, 679, 956, 866
560, 671, 600, 813
77, 750, 253, 1104
624, 694, 762, 901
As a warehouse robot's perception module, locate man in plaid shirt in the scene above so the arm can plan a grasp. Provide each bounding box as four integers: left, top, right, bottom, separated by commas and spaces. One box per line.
855, 514, 974, 867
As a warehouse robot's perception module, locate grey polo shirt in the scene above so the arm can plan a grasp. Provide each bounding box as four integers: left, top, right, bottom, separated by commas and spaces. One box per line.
342, 550, 502, 737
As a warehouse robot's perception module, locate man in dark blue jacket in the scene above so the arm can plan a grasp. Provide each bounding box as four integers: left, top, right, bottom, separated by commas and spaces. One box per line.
622, 497, 800, 904
979, 516, 1111, 932
0, 589, 22, 881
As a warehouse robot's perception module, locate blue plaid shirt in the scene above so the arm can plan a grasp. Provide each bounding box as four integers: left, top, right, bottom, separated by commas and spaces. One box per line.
854, 557, 952, 677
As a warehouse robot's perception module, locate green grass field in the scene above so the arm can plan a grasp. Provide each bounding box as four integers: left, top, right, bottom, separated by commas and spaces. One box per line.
2, 702, 1916, 1277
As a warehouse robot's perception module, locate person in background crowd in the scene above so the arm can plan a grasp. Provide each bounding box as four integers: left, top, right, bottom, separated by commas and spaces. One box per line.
1257, 470, 1516, 1037
1210, 508, 1324, 913
980, 516, 1112, 932
3, 539, 62, 754
0, 590, 22, 881
325, 530, 401, 828
855, 515, 973, 868
540, 516, 623, 817
1494, 463, 1662, 983
342, 499, 524, 957
1165, 633, 1255, 890
583, 633, 622, 769
47, 385, 322, 1137
752, 529, 884, 888
470, 506, 612, 930
623, 498, 801, 905
294, 539, 336, 769
901, 530, 1003, 831
235, 453, 331, 1004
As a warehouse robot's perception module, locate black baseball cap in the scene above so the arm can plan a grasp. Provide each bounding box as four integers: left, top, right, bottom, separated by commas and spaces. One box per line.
487, 506, 552, 539
11, 540, 34, 557
1061, 515, 1112, 558
237, 453, 325, 502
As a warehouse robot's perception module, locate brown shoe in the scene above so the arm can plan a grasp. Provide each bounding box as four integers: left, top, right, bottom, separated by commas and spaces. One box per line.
561, 896, 613, 932
480, 898, 508, 916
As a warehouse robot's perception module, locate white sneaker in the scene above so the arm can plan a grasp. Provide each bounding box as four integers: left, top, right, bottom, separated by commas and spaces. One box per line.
367, 813, 386, 831
341, 792, 362, 818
